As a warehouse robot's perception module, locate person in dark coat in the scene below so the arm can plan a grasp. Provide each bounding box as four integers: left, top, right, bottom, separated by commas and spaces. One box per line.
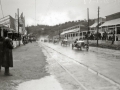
0, 36, 5, 72
74, 39, 78, 47
22, 36, 25, 45
2, 35, 13, 76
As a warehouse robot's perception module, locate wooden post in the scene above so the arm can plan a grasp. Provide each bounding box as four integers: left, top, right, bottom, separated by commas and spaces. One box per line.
87, 8, 89, 49
111, 26, 115, 44
115, 25, 117, 41
97, 6, 100, 47
18, 8, 20, 46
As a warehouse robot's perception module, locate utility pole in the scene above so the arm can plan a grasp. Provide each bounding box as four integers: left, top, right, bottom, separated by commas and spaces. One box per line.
87, 8, 89, 50
18, 8, 20, 46
97, 6, 100, 47
59, 25, 60, 42
35, 0, 36, 26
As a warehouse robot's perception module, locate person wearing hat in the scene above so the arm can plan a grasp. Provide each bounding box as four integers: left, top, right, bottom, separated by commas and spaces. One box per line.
2, 35, 14, 76
0, 35, 5, 72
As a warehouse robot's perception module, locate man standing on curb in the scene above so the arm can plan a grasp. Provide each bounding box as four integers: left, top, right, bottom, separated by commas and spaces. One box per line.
0, 35, 5, 72
2, 35, 14, 76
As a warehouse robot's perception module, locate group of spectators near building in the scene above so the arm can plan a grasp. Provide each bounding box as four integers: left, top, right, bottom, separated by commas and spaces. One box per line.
85, 31, 118, 41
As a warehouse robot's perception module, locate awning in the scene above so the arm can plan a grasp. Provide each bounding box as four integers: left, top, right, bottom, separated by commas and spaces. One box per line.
90, 23, 98, 28
100, 18, 120, 27
0, 24, 16, 33
9, 28, 16, 32
61, 28, 79, 35
0, 24, 9, 29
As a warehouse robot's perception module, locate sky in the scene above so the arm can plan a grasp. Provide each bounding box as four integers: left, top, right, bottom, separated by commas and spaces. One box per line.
0, 0, 120, 26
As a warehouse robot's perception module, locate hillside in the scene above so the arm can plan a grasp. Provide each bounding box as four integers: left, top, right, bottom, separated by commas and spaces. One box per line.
26, 19, 94, 38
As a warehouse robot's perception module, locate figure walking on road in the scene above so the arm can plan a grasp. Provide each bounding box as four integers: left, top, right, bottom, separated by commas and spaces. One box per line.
2, 35, 14, 76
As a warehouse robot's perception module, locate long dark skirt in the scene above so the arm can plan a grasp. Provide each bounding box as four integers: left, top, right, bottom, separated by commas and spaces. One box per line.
2, 48, 13, 67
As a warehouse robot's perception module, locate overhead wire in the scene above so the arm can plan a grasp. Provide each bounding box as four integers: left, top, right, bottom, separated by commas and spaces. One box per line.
39, 0, 78, 25
46, 0, 74, 25
35, 0, 36, 26
40, 0, 65, 25
0, 0, 4, 17
40, 0, 53, 25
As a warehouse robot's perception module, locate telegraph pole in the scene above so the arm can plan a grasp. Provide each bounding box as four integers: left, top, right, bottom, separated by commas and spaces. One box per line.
18, 8, 20, 46
35, 0, 36, 26
59, 25, 60, 42
87, 8, 89, 50
97, 6, 100, 47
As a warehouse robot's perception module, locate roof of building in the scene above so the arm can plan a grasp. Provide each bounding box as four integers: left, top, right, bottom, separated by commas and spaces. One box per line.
61, 28, 79, 35
100, 18, 120, 27
90, 23, 98, 28
106, 12, 120, 17
0, 24, 9, 29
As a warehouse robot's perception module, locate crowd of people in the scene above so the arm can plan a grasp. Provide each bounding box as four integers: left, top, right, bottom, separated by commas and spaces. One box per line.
22, 35, 36, 45
85, 32, 118, 41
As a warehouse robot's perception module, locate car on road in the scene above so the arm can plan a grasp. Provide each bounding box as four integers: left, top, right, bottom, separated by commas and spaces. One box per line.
72, 40, 89, 51
61, 39, 70, 46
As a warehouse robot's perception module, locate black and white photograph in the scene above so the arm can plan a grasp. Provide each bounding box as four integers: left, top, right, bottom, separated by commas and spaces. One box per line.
0, 0, 120, 90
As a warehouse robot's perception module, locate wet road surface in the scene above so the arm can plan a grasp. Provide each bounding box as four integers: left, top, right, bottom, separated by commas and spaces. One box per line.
1, 41, 120, 90
39, 41, 120, 90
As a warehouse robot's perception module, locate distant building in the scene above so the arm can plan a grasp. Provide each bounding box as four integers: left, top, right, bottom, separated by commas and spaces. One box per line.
106, 12, 120, 21
0, 13, 27, 38
90, 17, 106, 34
100, 12, 120, 41
0, 15, 15, 30
0, 13, 27, 47
15, 12, 26, 35
0, 15, 16, 37
60, 24, 87, 41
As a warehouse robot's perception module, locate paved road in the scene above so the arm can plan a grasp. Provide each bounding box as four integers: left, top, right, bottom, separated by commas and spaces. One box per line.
40, 41, 120, 89
0, 42, 49, 90
1, 41, 120, 90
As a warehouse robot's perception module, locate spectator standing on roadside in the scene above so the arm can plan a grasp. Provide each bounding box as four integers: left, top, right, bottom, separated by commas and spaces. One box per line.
0, 35, 5, 72
2, 35, 13, 76
22, 36, 26, 45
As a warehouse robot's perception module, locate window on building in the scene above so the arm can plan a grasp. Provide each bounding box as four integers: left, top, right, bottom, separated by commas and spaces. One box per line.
67, 34, 68, 37
0, 28, 1, 36
69, 34, 70, 37
80, 33, 82, 36
66, 34, 67, 37
67, 34, 69, 37
83, 32, 86, 35
73, 34, 75, 37
76, 33, 78, 36
117, 27, 120, 34
3, 30, 8, 37
91, 28, 94, 30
